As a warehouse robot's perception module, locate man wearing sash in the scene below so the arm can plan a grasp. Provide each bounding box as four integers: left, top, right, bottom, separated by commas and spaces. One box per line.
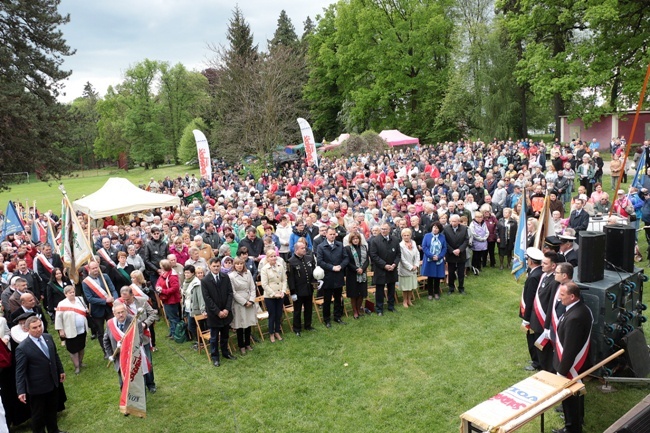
82, 261, 118, 357
552, 281, 593, 433
103, 303, 145, 388
98, 237, 118, 270
115, 287, 158, 393
530, 252, 560, 373
33, 244, 62, 307
520, 247, 544, 371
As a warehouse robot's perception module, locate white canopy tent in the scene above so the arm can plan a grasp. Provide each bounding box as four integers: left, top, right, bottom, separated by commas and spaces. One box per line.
73, 177, 181, 219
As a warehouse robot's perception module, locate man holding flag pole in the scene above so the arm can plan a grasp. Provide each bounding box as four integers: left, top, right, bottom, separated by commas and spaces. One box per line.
103, 303, 147, 418
59, 185, 115, 357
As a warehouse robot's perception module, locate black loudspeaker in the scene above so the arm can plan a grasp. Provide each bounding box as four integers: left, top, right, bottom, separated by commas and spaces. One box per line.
578, 231, 606, 283
605, 224, 636, 273
620, 329, 650, 378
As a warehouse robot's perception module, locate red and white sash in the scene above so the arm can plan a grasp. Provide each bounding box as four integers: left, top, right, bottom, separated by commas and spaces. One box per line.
533, 273, 550, 327
555, 310, 593, 379
130, 284, 148, 299
98, 248, 116, 267
108, 318, 150, 375
84, 276, 112, 306
56, 305, 87, 317
35, 253, 54, 273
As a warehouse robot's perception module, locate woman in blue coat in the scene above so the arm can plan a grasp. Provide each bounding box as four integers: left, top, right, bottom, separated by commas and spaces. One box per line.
421, 221, 447, 300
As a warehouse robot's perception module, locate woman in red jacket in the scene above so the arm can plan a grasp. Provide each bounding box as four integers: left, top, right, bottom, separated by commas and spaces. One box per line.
156, 259, 181, 338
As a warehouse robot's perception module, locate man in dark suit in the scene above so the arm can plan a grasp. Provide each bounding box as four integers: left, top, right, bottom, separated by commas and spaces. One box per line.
10, 293, 47, 330
287, 241, 317, 335
82, 261, 118, 357
520, 247, 544, 371
15, 316, 66, 433
558, 235, 578, 267
34, 243, 63, 307
316, 228, 349, 326
530, 252, 560, 373
368, 224, 401, 315
442, 215, 469, 294
552, 281, 593, 433
201, 258, 235, 367
568, 199, 589, 242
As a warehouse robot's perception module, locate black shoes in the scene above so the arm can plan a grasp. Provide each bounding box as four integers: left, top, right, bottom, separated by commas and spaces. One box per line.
524, 365, 536, 371
148, 386, 157, 393
334, 319, 347, 325
551, 428, 567, 433
325, 322, 331, 328
295, 331, 301, 337
213, 360, 220, 367
377, 312, 383, 316
223, 354, 237, 360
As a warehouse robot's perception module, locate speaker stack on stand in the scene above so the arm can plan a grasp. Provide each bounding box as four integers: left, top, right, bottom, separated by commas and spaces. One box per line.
575, 226, 648, 378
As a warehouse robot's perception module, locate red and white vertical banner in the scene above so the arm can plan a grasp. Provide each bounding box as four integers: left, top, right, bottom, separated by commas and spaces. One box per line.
119, 322, 146, 418
192, 129, 212, 181
297, 118, 318, 167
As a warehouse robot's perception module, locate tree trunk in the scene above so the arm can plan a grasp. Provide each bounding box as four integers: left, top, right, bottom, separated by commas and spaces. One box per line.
554, 92, 564, 141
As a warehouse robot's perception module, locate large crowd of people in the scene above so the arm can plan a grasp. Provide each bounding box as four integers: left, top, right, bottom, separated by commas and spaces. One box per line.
0, 136, 648, 432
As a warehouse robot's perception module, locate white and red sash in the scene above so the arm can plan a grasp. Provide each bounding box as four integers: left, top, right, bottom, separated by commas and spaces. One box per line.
98, 248, 116, 267
35, 253, 54, 273
532, 273, 550, 327
555, 310, 593, 379
130, 284, 148, 300
108, 318, 150, 375
83, 276, 112, 306
56, 305, 87, 317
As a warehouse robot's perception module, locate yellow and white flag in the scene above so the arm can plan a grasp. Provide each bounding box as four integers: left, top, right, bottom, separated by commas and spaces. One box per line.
60, 198, 93, 282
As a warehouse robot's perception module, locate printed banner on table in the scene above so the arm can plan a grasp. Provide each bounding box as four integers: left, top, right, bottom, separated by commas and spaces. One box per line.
119, 321, 147, 418
297, 118, 318, 167
460, 371, 576, 433
192, 129, 212, 181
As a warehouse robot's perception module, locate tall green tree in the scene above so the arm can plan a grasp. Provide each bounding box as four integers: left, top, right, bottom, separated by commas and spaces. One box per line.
306, 0, 455, 140
268, 10, 298, 52
303, 5, 345, 141
178, 117, 208, 163
65, 82, 100, 169
0, 0, 75, 188
158, 63, 209, 164
121, 59, 167, 168
94, 85, 130, 161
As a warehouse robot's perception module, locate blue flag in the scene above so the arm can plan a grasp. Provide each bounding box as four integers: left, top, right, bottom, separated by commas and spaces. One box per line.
631, 149, 646, 189
31, 216, 41, 244
512, 196, 528, 281
0, 201, 26, 240
46, 219, 56, 248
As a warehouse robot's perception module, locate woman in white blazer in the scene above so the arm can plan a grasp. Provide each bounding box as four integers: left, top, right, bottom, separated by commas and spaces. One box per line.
54, 285, 89, 374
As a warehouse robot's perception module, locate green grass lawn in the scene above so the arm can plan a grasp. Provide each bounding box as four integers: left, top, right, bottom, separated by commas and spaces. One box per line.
0, 164, 199, 212
2, 168, 648, 432
10, 267, 649, 433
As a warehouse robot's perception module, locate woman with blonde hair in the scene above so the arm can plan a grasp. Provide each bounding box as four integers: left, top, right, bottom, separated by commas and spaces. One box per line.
260, 248, 288, 342
55, 285, 89, 374
398, 228, 419, 308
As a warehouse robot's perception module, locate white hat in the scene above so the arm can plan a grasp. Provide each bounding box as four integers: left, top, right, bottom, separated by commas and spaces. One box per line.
526, 247, 544, 262
313, 266, 325, 281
